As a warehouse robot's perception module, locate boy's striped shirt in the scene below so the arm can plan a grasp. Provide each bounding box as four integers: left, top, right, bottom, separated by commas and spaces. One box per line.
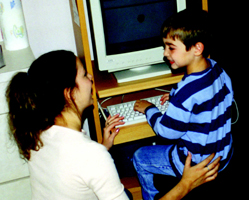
145, 59, 233, 178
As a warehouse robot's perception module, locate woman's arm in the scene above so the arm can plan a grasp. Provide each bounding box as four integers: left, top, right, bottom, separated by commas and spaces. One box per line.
160, 152, 221, 200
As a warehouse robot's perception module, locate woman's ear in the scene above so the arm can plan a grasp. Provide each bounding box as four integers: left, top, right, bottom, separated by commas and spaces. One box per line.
64, 88, 72, 102
194, 42, 204, 56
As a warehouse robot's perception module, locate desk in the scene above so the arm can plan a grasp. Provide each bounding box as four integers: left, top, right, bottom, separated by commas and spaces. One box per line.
93, 63, 184, 99
92, 62, 184, 144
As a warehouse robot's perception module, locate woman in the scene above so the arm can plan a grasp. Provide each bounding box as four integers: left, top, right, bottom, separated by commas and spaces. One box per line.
6, 50, 220, 200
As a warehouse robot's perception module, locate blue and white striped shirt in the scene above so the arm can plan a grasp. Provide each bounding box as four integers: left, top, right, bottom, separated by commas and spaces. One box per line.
145, 59, 233, 178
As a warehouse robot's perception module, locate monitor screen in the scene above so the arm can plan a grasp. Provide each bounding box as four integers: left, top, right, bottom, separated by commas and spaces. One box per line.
101, 0, 177, 55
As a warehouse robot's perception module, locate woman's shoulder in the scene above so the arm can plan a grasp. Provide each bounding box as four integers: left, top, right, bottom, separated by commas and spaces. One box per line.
43, 125, 106, 153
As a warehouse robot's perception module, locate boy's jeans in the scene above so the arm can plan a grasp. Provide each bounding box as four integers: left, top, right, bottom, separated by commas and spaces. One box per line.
133, 145, 177, 200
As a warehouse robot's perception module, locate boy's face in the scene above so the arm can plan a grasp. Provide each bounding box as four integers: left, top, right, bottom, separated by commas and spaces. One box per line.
163, 35, 195, 70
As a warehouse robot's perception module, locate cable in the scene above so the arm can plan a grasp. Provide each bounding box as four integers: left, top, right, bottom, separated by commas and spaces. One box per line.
100, 97, 112, 106
155, 88, 171, 93
121, 94, 124, 103
97, 101, 107, 121
232, 99, 239, 125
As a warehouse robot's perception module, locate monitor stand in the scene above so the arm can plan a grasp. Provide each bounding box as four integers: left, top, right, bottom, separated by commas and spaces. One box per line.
113, 62, 171, 83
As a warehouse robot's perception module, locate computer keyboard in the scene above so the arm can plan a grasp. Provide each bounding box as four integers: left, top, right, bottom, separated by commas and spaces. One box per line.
107, 95, 169, 127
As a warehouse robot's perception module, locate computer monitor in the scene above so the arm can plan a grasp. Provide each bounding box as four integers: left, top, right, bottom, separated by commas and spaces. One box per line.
88, 0, 186, 83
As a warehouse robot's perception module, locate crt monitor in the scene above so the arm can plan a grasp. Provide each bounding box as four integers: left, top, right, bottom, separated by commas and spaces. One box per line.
88, 0, 186, 83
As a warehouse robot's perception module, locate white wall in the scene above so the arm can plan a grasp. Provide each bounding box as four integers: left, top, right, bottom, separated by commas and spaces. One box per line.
22, 0, 77, 59
22, 0, 94, 60
0, 50, 33, 200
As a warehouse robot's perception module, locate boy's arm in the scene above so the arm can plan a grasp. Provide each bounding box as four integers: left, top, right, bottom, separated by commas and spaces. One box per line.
160, 153, 221, 200
146, 104, 189, 139
134, 96, 190, 140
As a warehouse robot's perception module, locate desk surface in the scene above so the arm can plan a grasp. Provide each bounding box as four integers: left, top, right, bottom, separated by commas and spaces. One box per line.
99, 86, 174, 144
92, 63, 184, 99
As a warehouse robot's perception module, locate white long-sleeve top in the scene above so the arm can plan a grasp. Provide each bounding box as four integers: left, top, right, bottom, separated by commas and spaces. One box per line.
28, 125, 128, 200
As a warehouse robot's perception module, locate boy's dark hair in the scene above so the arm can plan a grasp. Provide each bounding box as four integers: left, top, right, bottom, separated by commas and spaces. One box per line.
6, 50, 77, 160
161, 9, 212, 58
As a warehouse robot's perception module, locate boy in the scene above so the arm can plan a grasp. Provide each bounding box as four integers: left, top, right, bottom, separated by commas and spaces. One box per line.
133, 9, 233, 200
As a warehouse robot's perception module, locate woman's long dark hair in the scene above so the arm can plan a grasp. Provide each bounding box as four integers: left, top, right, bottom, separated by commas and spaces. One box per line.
6, 50, 77, 160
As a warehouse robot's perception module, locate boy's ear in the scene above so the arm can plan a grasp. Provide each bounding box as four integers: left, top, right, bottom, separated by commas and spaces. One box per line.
194, 42, 204, 56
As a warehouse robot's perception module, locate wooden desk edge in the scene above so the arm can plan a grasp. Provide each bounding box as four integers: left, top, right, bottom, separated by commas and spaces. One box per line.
98, 74, 184, 98
113, 123, 156, 145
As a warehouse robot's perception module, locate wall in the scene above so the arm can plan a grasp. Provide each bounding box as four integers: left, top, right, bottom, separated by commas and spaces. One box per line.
0, 48, 34, 200
21, 0, 77, 59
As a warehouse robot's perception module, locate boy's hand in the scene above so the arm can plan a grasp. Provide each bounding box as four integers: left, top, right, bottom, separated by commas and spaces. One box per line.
160, 93, 170, 105
134, 100, 153, 114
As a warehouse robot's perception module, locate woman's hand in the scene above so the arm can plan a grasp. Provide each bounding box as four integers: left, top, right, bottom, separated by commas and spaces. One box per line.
160, 152, 221, 200
181, 152, 221, 192
102, 114, 125, 150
